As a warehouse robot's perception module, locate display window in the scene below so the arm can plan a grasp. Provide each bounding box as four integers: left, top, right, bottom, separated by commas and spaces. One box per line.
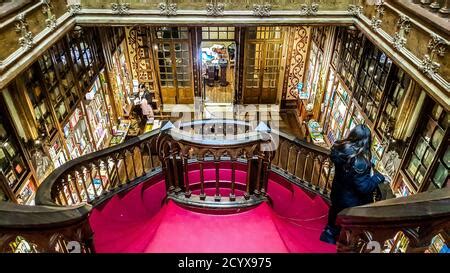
23, 66, 57, 138
0, 116, 28, 191
336, 28, 365, 92
404, 102, 449, 190
354, 45, 392, 123
376, 68, 410, 136
429, 145, 449, 190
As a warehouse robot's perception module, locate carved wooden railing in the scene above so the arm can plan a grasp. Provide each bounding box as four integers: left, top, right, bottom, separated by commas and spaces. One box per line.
156, 120, 274, 208
271, 130, 334, 197
2, 119, 449, 253
337, 187, 450, 253
36, 128, 163, 207
0, 202, 92, 253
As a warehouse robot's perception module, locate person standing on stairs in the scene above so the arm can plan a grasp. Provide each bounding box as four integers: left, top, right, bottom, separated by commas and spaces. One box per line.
320, 124, 389, 245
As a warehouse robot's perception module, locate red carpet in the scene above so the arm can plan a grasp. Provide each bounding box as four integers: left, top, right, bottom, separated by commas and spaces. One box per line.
90, 168, 336, 253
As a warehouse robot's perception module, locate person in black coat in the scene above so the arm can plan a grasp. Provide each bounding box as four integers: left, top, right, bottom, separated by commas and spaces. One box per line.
320, 124, 386, 245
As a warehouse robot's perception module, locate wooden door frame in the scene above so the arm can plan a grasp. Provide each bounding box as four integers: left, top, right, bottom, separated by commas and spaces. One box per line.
151, 27, 195, 105
242, 27, 286, 105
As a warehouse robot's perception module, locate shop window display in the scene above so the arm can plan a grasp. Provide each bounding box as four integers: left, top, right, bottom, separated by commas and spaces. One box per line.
336, 28, 365, 92
0, 119, 28, 191
429, 145, 449, 190
404, 102, 449, 189
376, 68, 411, 136
22, 65, 57, 138
354, 45, 392, 123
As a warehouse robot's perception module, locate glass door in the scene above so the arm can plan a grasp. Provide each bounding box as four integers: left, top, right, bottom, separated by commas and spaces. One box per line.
243, 27, 284, 104
154, 27, 193, 104
261, 42, 283, 104
243, 42, 264, 104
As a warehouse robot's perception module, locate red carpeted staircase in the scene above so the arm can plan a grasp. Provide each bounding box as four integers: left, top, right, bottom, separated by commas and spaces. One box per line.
89, 168, 336, 253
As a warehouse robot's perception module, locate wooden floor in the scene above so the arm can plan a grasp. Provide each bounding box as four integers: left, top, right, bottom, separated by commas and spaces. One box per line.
203, 63, 235, 104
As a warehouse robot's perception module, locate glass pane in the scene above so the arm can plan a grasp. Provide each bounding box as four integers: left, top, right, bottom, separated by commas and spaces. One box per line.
423, 119, 435, 141
431, 104, 443, 121
432, 162, 448, 188
414, 138, 427, 159
415, 166, 426, 184
423, 148, 435, 168
431, 128, 444, 149
407, 155, 420, 177
444, 147, 450, 168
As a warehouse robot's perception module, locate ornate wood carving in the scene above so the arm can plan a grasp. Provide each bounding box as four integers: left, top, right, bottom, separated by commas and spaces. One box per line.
286, 26, 310, 100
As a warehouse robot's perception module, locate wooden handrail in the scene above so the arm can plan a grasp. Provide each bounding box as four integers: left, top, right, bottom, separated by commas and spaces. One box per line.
0, 202, 91, 229
338, 188, 450, 225
35, 127, 165, 206
336, 187, 450, 253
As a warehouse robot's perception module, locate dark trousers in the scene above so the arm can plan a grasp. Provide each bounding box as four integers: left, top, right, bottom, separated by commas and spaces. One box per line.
325, 205, 344, 237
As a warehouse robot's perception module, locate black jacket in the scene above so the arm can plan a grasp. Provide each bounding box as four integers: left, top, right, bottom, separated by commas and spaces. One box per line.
329, 145, 385, 208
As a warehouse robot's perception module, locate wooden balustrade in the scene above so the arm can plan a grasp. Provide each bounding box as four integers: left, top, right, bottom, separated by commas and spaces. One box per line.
155, 121, 274, 208
271, 130, 334, 197
2, 119, 449, 253
336, 187, 450, 253
36, 128, 163, 207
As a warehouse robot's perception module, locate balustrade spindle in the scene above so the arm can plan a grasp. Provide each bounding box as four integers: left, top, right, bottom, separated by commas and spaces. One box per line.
214, 159, 221, 201
95, 162, 106, 194
317, 158, 325, 192
121, 152, 130, 184
88, 165, 99, 198
105, 158, 114, 190
311, 157, 317, 189
324, 161, 332, 194
303, 154, 310, 186
139, 145, 146, 175
172, 153, 180, 192
59, 184, 68, 205
245, 157, 252, 200
255, 155, 263, 195
164, 155, 174, 192
230, 160, 236, 201
55, 193, 63, 206
79, 168, 91, 203
129, 149, 137, 180
183, 156, 191, 198
65, 179, 76, 205
294, 150, 300, 178
287, 146, 293, 174
148, 145, 155, 169
71, 172, 82, 203
199, 160, 206, 200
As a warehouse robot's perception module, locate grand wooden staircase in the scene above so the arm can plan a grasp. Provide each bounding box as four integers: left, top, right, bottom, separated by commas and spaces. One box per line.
0, 120, 449, 253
